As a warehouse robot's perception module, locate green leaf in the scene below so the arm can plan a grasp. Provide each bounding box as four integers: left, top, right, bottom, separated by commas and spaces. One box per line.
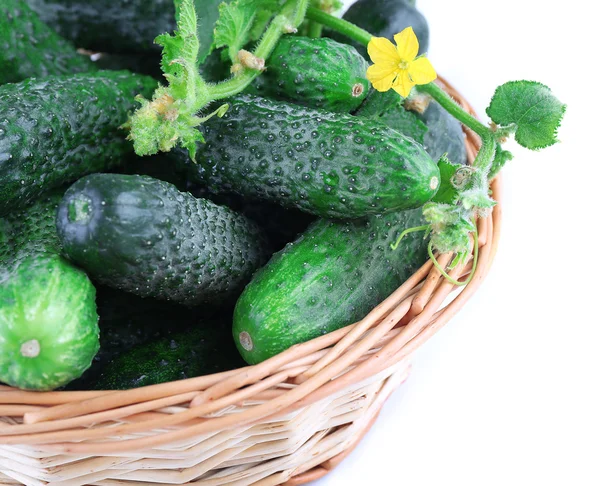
431, 156, 461, 204
174, 0, 223, 65
213, 0, 279, 61
461, 188, 497, 211
486, 80, 565, 150
489, 143, 513, 179
128, 0, 212, 158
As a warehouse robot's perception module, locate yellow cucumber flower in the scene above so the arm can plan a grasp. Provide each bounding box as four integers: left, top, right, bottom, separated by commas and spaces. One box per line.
366, 27, 437, 98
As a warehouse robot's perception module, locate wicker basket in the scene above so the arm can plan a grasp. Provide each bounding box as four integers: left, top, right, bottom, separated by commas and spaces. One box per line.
0, 77, 501, 486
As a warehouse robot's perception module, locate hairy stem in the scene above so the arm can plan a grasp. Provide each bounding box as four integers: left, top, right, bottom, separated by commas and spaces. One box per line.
208, 0, 310, 101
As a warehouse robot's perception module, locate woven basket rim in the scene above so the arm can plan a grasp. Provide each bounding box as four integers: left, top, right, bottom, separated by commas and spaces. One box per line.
0, 76, 501, 465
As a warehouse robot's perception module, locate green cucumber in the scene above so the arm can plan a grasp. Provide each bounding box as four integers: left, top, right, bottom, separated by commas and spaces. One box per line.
26, 0, 221, 57
357, 91, 467, 165
0, 70, 157, 216
0, 191, 99, 391
329, 0, 429, 58
416, 100, 467, 165
66, 286, 206, 390
249, 36, 370, 113
172, 94, 440, 219
233, 208, 428, 364
56, 174, 270, 307
0, 0, 94, 84
93, 316, 245, 390
356, 89, 428, 145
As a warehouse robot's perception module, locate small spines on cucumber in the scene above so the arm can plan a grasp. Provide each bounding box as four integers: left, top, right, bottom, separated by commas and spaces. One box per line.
171, 94, 440, 219
249, 36, 370, 113
56, 174, 271, 307
0, 71, 157, 215
0, 191, 99, 391
0, 0, 95, 84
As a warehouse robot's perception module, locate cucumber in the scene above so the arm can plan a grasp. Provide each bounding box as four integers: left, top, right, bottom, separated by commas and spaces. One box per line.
249, 36, 370, 113
56, 174, 270, 307
356, 89, 428, 145
0, 0, 94, 84
233, 208, 428, 364
93, 316, 245, 390
329, 0, 429, 58
0, 71, 157, 216
416, 100, 467, 165
171, 94, 440, 219
26, 0, 221, 58
356, 91, 467, 165
0, 191, 99, 391
66, 286, 206, 390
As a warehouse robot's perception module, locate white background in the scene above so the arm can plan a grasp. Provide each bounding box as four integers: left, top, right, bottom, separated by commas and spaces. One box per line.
316, 0, 599, 485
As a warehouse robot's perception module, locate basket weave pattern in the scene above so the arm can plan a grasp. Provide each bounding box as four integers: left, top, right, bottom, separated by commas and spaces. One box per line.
0, 77, 501, 486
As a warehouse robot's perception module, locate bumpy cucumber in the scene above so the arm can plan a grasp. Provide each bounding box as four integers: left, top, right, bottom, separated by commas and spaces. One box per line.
0, 0, 94, 84
250, 36, 370, 113
93, 317, 245, 390
0, 191, 99, 391
172, 94, 440, 219
356, 90, 428, 145
330, 0, 429, 58
416, 100, 467, 165
67, 286, 206, 390
233, 208, 428, 364
357, 91, 467, 165
0, 71, 156, 216
56, 174, 270, 306
26, 0, 221, 57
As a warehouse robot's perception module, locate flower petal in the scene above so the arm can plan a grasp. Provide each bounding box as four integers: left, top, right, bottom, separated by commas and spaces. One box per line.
367, 37, 400, 65
391, 69, 415, 98
408, 57, 437, 85
394, 27, 419, 62
367, 63, 398, 92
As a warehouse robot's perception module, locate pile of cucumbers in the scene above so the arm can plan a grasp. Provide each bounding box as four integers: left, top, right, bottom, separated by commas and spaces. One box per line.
0, 0, 467, 391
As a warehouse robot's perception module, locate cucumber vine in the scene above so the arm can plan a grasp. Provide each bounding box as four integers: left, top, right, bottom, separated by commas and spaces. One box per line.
129, 0, 565, 282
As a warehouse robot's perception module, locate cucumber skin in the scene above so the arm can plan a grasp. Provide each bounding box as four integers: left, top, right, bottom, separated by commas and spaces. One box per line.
233, 208, 428, 364
93, 319, 245, 390
26, 0, 221, 58
0, 0, 94, 84
417, 101, 467, 165
0, 192, 99, 391
56, 174, 270, 307
330, 0, 429, 58
173, 95, 440, 219
250, 36, 370, 113
0, 71, 157, 216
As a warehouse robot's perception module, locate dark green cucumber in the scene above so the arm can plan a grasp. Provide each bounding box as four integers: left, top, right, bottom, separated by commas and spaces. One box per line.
56, 174, 270, 307
26, 0, 221, 57
172, 94, 440, 219
0, 191, 99, 391
233, 208, 428, 364
93, 318, 245, 390
66, 286, 207, 390
0, 71, 157, 216
356, 91, 467, 165
416, 100, 467, 165
356, 89, 428, 145
249, 36, 370, 113
0, 0, 94, 84
329, 0, 429, 58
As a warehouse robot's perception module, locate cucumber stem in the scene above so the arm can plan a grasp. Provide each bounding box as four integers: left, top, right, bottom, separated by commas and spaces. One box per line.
305, 6, 372, 45
21, 339, 41, 358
